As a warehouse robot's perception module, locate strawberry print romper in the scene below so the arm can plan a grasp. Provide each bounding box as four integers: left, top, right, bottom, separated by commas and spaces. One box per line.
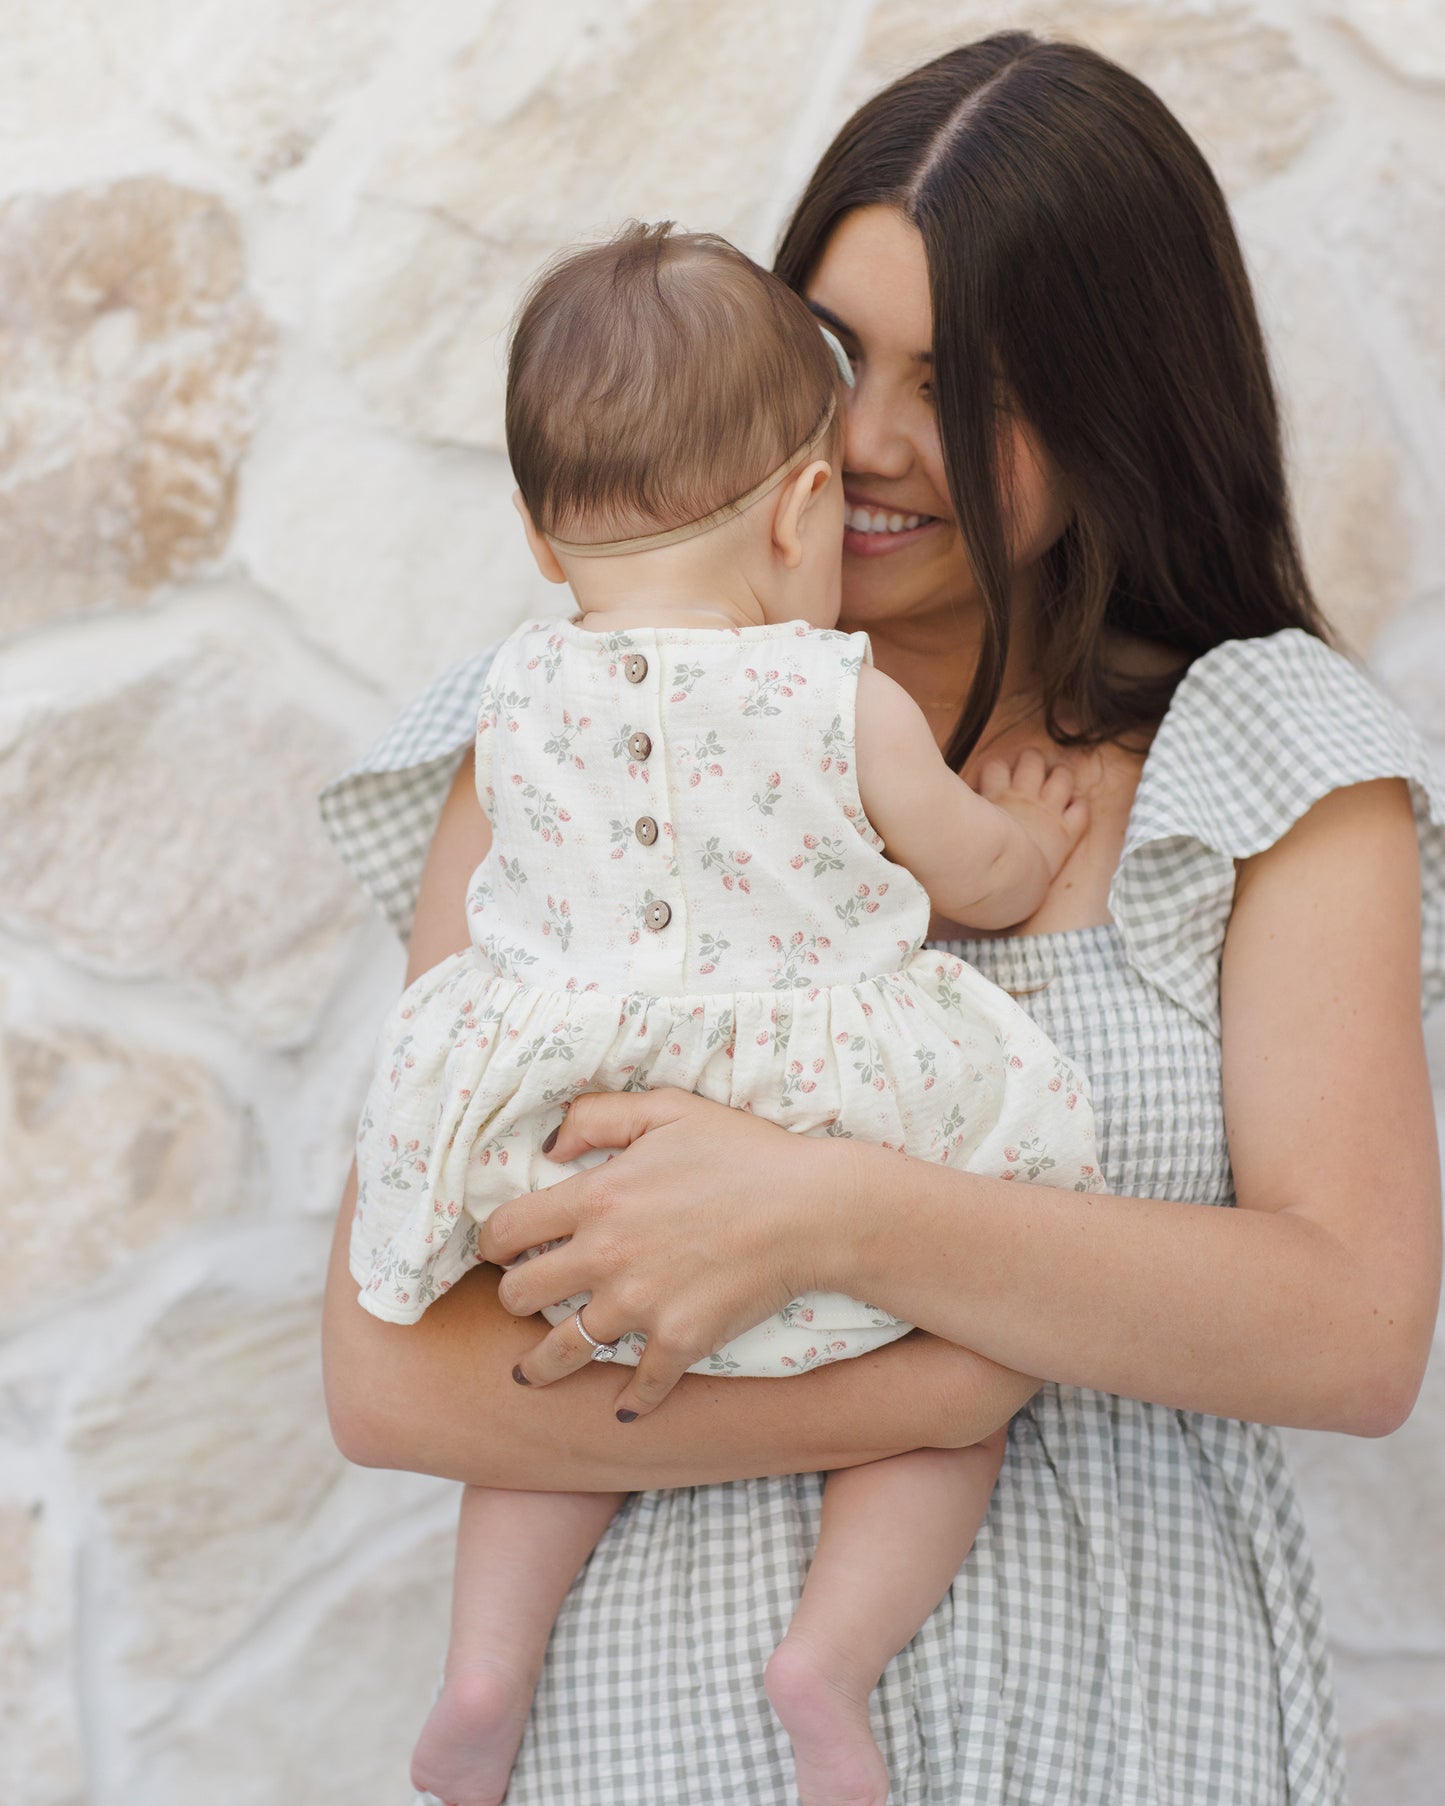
349, 616, 1100, 1370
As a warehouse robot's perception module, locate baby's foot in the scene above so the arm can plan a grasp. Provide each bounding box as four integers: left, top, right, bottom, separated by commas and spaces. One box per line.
764, 1634, 891, 1806
410, 1658, 536, 1806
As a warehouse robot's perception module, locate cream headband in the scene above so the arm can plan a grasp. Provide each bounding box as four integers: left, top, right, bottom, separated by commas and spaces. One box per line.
547, 323, 854, 560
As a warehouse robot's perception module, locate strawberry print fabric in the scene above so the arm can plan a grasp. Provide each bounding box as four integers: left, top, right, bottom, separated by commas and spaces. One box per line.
350, 617, 1100, 1369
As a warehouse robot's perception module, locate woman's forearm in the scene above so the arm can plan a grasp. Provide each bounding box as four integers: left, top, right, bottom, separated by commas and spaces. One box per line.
323, 1169, 1038, 1489
826, 1139, 1432, 1436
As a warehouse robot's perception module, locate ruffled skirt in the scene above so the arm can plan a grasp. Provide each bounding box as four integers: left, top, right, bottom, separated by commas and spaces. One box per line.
350, 948, 1098, 1370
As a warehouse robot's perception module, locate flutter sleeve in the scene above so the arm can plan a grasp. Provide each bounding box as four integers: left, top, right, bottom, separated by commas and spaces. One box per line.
318, 645, 501, 943
1107, 627, 1445, 1036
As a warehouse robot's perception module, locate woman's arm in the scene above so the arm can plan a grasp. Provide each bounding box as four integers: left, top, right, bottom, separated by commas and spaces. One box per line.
321, 750, 1042, 1488
490, 780, 1440, 1435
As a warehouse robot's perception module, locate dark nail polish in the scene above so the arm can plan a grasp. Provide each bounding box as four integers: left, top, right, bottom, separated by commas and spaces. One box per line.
541, 1126, 559, 1154
616, 1408, 638, 1423
512, 1364, 531, 1385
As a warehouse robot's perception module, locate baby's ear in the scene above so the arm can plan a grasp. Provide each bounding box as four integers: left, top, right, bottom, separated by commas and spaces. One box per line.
513, 490, 568, 585
771, 460, 833, 570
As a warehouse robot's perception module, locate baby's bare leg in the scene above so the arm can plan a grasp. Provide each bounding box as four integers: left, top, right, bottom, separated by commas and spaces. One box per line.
765, 1434, 1006, 1806
411, 1483, 625, 1806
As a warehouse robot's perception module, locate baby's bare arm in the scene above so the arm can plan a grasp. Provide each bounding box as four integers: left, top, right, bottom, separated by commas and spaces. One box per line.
854, 665, 1085, 929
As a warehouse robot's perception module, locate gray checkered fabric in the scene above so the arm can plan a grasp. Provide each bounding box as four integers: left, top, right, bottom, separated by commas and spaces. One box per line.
319, 646, 502, 942
319, 628, 1445, 1804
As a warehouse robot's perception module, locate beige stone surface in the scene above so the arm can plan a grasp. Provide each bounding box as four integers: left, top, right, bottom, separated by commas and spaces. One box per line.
240, 419, 551, 698
325, 0, 839, 449
0, 1501, 86, 1806
68, 1283, 344, 1683
848, 0, 1331, 196
0, 987, 256, 1329
1344, 155, 1445, 398
0, 0, 183, 139
0, 178, 275, 637
135, 1526, 452, 1804
1284, 1337, 1445, 1655
0, 643, 361, 1049
1250, 250, 1419, 651
1348, 1709, 1445, 1806
1326, 0, 1445, 87
164, 0, 398, 180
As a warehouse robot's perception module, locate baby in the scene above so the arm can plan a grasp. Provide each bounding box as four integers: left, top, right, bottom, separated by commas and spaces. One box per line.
350, 223, 1099, 1806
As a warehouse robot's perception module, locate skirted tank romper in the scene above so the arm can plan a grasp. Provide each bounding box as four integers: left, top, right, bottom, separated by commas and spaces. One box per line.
320, 626, 1445, 1805
347, 617, 1099, 1368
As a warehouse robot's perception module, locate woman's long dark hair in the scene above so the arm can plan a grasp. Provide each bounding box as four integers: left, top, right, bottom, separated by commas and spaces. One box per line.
774, 32, 1330, 765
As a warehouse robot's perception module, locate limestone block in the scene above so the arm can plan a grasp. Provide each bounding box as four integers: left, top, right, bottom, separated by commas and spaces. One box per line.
0, 179, 276, 638
0, 1501, 86, 1806
1283, 1336, 1445, 1655
0, 643, 361, 1049
1250, 250, 1421, 650
0, 1, 183, 139
0, 984, 256, 1330
324, 0, 839, 449
1348, 1709, 1445, 1806
239, 420, 552, 698
1326, 1, 1445, 87
164, 0, 399, 180
850, 0, 1331, 196
1366, 595, 1445, 742
1343, 156, 1445, 398
68, 1282, 344, 1684
134, 1526, 454, 1805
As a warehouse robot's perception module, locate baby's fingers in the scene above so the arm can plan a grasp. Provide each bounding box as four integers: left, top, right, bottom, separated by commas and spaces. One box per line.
1041, 760, 1077, 806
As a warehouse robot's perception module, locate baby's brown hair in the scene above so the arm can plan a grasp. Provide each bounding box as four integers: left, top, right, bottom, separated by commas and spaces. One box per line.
506, 221, 840, 545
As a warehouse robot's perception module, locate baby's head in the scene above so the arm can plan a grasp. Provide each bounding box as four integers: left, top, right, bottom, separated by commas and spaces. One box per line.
506, 222, 846, 628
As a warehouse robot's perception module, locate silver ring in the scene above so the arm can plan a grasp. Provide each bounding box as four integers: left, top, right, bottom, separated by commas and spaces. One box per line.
573, 1307, 620, 1363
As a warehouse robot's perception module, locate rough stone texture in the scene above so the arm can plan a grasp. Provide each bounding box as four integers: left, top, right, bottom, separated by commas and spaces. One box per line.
68, 1283, 344, 1684
163, 0, 398, 180
1326, 1, 1445, 88
0, 984, 257, 1330
1343, 156, 1445, 398
324, 0, 839, 449
1349, 1710, 1445, 1806
0, 179, 276, 637
0, 643, 361, 1048
239, 420, 552, 698
1249, 250, 1421, 651
1, 4, 1442, 1800
1283, 1336, 1445, 1656
133, 1526, 453, 1805
0, 1, 183, 140
849, 0, 1332, 196
0, 1501, 86, 1806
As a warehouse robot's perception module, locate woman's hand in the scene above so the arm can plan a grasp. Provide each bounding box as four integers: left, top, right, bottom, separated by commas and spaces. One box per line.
477, 1088, 865, 1421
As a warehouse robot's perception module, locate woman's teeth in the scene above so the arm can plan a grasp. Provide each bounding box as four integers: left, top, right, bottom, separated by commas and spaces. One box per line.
844, 505, 927, 534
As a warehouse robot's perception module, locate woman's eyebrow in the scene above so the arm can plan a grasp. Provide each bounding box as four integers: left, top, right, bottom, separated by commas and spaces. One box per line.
805, 300, 931, 363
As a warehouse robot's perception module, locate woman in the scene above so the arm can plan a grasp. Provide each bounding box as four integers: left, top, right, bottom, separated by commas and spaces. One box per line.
320, 33, 1443, 1805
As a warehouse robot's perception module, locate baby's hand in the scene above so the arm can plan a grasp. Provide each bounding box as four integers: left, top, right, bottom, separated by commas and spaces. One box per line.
978, 748, 1088, 880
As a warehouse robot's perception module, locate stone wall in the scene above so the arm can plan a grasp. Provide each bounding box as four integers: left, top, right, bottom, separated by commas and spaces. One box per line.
1, 3, 1441, 1801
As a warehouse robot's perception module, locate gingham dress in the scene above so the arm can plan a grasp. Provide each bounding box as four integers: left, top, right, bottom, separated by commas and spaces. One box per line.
320, 627, 1445, 1806
348, 618, 1099, 1365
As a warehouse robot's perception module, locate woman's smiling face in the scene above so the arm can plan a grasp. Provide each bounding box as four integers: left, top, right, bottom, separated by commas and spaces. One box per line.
806, 204, 1066, 638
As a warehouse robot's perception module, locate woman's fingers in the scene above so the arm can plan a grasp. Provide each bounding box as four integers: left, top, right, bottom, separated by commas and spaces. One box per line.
610, 1344, 695, 1421
546, 1086, 697, 1164
478, 1173, 590, 1266
510, 1304, 627, 1389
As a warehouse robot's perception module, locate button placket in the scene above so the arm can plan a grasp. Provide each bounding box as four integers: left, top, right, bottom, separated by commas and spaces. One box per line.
615, 640, 681, 974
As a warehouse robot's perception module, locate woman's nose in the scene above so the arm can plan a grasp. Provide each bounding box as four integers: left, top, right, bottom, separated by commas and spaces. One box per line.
842, 378, 912, 483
